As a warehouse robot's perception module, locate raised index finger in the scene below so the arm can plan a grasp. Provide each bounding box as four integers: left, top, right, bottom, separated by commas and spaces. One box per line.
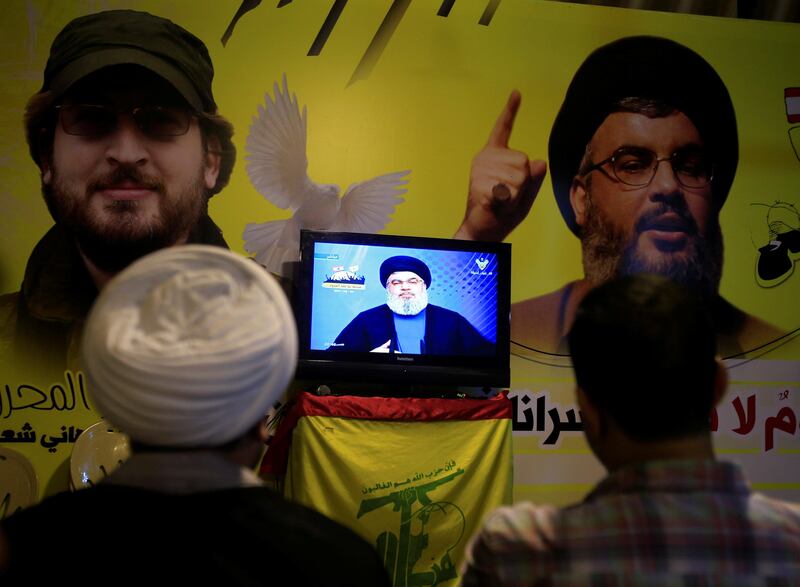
487, 90, 521, 148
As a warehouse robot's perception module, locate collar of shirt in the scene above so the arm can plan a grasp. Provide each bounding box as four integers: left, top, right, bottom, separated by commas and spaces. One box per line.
102, 450, 263, 494
585, 458, 751, 501
22, 223, 97, 323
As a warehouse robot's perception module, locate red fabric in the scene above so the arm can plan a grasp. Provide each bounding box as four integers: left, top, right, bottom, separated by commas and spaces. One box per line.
260, 391, 511, 475
294, 391, 511, 421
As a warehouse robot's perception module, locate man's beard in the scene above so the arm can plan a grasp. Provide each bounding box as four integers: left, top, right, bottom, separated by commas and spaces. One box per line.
581, 194, 723, 299
43, 164, 208, 273
386, 287, 429, 316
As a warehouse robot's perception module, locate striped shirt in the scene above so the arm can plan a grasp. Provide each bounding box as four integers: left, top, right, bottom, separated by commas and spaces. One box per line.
460, 459, 800, 586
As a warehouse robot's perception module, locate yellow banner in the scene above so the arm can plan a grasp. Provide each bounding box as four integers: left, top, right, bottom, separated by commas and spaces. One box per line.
285, 415, 512, 586
0, 0, 798, 504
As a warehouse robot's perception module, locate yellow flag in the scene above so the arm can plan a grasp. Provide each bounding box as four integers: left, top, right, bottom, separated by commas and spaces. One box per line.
268, 392, 512, 586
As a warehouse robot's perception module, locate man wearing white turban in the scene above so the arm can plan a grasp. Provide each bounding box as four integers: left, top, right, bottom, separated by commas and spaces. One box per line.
0, 246, 390, 586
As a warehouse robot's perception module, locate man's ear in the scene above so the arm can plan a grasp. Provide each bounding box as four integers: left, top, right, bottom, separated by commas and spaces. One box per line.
712, 357, 728, 408
41, 160, 52, 185
203, 134, 222, 191
570, 175, 588, 227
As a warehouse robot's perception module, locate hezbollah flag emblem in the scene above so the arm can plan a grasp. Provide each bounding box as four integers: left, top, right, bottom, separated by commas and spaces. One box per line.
265, 392, 512, 586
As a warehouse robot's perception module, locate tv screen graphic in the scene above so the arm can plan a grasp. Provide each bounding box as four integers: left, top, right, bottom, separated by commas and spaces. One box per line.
295, 231, 511, 391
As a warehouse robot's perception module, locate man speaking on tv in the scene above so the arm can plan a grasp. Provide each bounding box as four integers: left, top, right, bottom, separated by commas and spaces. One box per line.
330, 255, 492, 355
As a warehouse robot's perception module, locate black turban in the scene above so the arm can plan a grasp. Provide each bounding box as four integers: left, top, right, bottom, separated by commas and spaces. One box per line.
379, 256, 431, 288
548, 35, 738, 236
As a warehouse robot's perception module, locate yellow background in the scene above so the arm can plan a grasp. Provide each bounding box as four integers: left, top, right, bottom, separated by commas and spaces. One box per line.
1, 1, 798, 502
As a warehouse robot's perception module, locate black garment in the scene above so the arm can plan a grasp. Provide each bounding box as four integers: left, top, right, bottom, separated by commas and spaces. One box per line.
1, 484, 391, 586
331, 303, 493, 356
0, 217, 228, 379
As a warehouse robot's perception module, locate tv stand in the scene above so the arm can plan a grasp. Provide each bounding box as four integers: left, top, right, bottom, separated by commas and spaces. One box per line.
302, 379, 499, 399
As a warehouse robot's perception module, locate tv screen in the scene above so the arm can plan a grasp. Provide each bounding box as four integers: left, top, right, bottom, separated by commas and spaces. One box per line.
294, 230, 511, 393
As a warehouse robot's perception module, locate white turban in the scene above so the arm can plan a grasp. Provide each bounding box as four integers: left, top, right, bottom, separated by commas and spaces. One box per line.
81, 245, 298, 447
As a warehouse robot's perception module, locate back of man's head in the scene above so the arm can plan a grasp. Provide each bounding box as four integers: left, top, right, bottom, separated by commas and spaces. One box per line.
567, 274, 718, 442
81, 245, 297, 448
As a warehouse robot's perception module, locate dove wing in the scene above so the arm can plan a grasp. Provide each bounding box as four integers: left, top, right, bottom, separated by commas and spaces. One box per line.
243, 217, 292, 255
245, 74, 309, 210
242, 216, 302, 275
330, 170, 409, 233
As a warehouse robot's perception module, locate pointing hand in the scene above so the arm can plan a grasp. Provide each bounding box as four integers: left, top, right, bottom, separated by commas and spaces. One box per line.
455, 91, 547, 242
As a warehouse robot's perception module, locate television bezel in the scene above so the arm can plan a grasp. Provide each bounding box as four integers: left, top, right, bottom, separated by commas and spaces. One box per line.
294, 230, 511, 392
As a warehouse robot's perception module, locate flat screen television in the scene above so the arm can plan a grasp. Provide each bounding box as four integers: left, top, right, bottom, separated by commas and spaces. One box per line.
293, 230, 511, 394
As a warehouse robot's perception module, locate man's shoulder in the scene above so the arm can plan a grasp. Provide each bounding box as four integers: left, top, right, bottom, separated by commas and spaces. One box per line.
207, 487, 391, 585
749, 491, 800, 527
510, 282, 576, 353
199, 486, 373, 546
426, 303, 463, 319
715, 295, 787, 356
465, 481, 800, 584
4, 485, 374, 550
461, 501, 562, 585
360, 304, 392, 317
0, 291, 21, 351
0, 291, 20, 373
475, 501, 562, 550
345, 303, 392, 325
2, 486, 389, 585
2, 485, 104, 539
0, 291, 21, 306
426, 304, 481, 328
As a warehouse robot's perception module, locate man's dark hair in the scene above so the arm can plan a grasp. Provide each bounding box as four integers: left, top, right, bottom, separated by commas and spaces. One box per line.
567, 274, 718, 442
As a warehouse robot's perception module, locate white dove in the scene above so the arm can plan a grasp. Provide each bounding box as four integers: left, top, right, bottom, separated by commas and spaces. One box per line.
243, 75, 409, 275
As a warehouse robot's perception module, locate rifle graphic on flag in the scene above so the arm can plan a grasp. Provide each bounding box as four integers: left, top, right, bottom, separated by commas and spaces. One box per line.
358, 468, 465, 586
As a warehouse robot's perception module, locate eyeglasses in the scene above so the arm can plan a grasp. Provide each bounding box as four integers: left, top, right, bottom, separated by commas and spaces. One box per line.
55, 104, 195, 138
387, 277, 424, 287
582, 146, 714, 189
